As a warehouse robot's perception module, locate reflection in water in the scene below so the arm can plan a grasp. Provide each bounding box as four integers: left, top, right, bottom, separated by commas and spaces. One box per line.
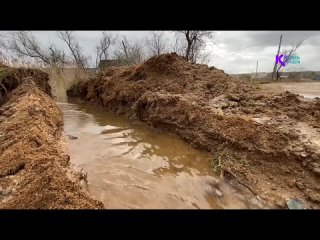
58, 101, 264, 209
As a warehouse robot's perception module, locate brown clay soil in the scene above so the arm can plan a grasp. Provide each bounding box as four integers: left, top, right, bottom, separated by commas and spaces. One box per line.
0, 64, 103, 209
68, 53, 320, 208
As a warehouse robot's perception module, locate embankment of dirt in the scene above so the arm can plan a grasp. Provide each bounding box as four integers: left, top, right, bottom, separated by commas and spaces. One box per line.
68, 53, 320, 208
0, 65, 103, 209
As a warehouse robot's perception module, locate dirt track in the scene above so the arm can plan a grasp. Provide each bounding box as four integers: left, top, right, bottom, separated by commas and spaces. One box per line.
0, 65, 103, 209
261, 82, 320, 99
68, 53, 320, 208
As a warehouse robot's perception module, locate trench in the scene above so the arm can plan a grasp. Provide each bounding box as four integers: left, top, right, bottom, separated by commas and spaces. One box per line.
58, 100, 265, 209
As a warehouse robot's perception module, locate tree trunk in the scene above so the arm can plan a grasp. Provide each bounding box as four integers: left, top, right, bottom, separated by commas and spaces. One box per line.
122, 41, 128, 59
272, 35, 282, 80
185, 31, 192, 62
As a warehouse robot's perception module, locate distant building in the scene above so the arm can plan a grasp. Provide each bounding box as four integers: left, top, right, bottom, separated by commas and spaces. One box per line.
314, 75, 320, 80
279, 75, 288, 79
255, 72, 268, 79
98, 59, 131, 69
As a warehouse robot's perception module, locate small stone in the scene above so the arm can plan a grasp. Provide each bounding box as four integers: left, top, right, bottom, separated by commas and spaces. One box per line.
275, 199, 287, 208
285, 169, 291, 174
228, 94, 240, 102
295, 181, 305, 190
67, 135, 78, 140
286, 199, 304, 209
215, 189, 223, 198
313, 167, 320, 175
300, 152, 308, 158
212, 104, 220, 108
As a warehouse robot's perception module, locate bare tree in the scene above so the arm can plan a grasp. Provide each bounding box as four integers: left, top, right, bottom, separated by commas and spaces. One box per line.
95, 31, 117, 68
0, 31, 66, 68
47, 43, 67, 68
56, 31, 88, 69
275, 40, 304, 81
145, 31, 168, 57
113, 36, 145, 64
171, 35, 184, 56
174, 31, 215, 63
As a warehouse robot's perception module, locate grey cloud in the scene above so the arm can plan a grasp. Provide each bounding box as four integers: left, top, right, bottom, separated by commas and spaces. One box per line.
2, 31, 320, 74
211, 31, 320, 73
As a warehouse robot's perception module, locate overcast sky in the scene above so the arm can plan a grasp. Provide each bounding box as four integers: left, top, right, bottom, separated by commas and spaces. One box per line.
27, 31, 320, 74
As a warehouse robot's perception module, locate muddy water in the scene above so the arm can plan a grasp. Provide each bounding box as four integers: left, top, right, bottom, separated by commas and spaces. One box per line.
58, 101, 264, 209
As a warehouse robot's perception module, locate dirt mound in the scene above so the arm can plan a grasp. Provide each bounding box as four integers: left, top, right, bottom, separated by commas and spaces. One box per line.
0, 63, 7, 68
130, 53, 189, 78
0, 67, 51, 105
68, 53, 253, 112
0, 67, 103, 209
68, 53, 320, 208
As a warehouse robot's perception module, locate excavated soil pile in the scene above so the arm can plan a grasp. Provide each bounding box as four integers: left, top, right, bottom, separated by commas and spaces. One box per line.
68, 53, 320, 208
0, 66, 103, 209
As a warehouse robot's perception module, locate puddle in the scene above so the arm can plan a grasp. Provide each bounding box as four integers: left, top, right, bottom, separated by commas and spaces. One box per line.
58, 101, 264, 209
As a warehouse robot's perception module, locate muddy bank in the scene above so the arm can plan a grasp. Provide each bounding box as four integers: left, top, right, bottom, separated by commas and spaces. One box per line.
0, 65, 103, 209
68, 53, 320, 208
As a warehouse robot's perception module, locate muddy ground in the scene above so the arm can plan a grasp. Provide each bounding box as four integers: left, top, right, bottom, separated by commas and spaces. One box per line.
0, 64, 103, 209
261, 82, 320, 99
68, 53, 320, 208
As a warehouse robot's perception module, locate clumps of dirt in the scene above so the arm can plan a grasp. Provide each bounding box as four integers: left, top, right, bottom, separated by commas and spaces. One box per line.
0, 66, 51, 105
68, 53, 320, 208
0, 67, 103, 209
